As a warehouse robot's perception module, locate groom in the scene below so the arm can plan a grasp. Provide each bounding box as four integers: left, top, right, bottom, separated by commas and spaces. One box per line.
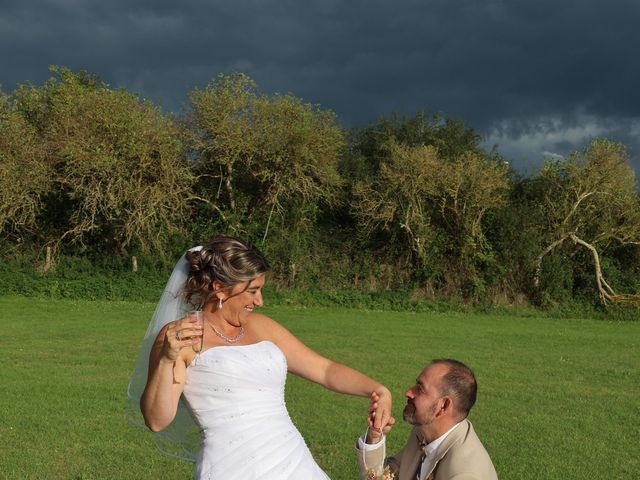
356, 359, 498, 480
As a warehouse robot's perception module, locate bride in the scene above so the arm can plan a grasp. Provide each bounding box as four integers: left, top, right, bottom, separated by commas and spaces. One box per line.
127, 235, 392, 479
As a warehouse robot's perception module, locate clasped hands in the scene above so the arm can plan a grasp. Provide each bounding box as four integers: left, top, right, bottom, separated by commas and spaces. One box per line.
366, 390, 396, 444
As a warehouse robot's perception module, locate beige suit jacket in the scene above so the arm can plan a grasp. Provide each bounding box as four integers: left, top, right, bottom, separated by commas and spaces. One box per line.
356, 419, 498, 480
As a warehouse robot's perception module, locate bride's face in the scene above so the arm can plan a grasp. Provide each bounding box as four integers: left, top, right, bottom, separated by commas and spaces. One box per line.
221, 275, 265, 325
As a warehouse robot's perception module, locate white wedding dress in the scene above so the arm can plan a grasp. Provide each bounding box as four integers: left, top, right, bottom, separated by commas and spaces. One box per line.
182, 340, 331, 480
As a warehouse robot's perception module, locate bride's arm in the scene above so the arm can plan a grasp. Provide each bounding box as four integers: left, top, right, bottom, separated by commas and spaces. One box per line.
140, 320, 198, 432
255, 314, 392, 430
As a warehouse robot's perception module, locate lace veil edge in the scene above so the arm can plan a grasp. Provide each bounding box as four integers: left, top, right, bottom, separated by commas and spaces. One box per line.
126, 246, 203, 462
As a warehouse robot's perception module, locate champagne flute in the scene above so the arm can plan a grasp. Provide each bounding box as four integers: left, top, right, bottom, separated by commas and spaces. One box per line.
188, 309, 204, 363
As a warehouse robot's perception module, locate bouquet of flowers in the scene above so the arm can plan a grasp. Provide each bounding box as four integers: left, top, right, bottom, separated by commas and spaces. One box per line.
366, 466, 395, 480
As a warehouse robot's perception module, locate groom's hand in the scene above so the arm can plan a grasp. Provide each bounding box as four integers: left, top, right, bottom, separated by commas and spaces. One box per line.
369, 387, 393, 430
366, 391, 396, 444
365, 417, 396, 444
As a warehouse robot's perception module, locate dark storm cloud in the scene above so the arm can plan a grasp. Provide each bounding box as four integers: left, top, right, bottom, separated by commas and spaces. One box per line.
2, 0, 639, 171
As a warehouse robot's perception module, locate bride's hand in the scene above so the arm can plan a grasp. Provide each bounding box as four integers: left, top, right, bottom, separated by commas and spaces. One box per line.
161, 317, 203, 361
368, 387, 393, 431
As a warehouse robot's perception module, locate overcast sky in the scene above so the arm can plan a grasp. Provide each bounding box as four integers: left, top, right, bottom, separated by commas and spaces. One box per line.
2, 0, 639, 173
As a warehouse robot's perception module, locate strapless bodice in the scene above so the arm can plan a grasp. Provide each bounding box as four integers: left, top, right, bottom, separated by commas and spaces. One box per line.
182, 341, 330, 480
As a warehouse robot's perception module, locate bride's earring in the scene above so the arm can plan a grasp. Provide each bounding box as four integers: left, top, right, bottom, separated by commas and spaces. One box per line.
218, 297, 224, 310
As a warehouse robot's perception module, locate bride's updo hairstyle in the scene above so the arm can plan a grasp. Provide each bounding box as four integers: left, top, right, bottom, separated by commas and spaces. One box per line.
184, 235, 270, 305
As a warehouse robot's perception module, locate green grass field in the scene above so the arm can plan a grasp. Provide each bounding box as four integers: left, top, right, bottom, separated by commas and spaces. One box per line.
0, 295, 638, 479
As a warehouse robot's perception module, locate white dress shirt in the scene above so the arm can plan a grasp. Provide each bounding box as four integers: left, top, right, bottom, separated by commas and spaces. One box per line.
418, 422, 461, 479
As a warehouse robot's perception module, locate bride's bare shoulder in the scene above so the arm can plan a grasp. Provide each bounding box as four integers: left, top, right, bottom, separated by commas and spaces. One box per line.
249, 312, 290, 338
249, 312, 279, 327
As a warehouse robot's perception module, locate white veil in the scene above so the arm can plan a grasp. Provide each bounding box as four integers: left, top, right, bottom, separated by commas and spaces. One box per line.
126, 246, 202, 462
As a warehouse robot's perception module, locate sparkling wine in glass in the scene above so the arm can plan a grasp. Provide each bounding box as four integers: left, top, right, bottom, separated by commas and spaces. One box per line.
189, 309, 204, 361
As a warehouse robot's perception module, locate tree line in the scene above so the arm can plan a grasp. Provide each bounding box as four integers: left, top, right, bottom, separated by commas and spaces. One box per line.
1, 66, 639, 308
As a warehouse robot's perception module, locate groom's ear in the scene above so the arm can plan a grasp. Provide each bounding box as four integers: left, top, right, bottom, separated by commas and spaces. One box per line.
439, 396, 454, 417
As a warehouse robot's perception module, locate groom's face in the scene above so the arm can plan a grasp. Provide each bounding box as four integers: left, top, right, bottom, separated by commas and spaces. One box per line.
403, 364, 446, 426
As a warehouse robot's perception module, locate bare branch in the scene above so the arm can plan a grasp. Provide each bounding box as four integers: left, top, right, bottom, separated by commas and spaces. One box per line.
534, 235, 569, 288
570, 233, 640, 306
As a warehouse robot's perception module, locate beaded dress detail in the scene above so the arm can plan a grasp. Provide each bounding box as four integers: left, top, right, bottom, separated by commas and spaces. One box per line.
182, 341, 330, 480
